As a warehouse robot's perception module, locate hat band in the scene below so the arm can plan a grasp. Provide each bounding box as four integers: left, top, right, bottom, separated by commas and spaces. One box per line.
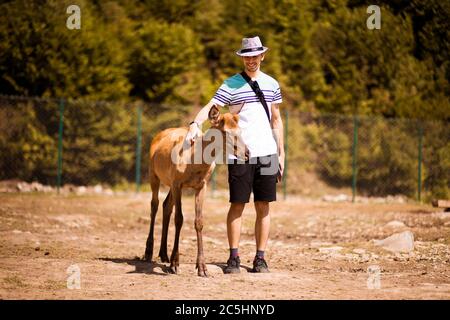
240, 47, 264, 53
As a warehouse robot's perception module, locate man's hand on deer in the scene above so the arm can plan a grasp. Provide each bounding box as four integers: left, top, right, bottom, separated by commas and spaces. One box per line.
186, 122, 202, 145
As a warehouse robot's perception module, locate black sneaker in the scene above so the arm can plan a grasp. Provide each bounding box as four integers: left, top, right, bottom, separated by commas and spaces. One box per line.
252, 256, 269, 273
224, 256, 241, 274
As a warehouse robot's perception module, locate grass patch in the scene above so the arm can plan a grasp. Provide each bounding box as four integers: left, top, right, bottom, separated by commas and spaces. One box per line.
39, 279, 66, 290
2, 275, 29, 288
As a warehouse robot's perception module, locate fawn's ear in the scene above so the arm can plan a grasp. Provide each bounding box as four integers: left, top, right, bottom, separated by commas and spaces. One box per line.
236, 102, 245, 114
208, 104, 220, 124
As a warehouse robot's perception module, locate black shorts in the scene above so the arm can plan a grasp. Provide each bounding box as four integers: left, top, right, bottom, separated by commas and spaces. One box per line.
227, 154, 278, 203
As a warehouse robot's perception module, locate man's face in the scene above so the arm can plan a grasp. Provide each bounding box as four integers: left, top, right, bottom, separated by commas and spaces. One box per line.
242, 54, 265, 73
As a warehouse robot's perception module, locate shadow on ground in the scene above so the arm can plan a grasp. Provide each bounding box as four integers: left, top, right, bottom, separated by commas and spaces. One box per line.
210, 261, 254, 273
99, 257, 256, 276
99, 257, 173, 276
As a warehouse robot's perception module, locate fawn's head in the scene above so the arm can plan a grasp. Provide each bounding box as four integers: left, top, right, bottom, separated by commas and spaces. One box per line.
208, 104, 249, 161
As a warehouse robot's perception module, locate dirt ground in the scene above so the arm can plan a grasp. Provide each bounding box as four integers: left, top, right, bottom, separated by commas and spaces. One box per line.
0, 192, 449, 300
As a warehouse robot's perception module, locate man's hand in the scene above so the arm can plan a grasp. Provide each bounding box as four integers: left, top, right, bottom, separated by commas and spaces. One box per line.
185, 122, 201, 145
277, 153, 285, 183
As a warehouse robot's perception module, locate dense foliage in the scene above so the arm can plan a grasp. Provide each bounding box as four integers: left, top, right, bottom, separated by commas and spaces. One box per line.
0, 0, 448, 198
1, 0, 448, 118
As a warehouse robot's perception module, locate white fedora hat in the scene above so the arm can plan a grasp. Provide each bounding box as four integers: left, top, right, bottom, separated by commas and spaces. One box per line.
236, 36, 268, 57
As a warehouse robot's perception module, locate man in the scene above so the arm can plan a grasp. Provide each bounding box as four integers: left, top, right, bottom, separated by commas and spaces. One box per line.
185, 36, 285, 273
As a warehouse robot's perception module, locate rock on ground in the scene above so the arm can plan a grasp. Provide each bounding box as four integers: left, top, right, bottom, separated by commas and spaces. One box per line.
385, 220, 406, 228
374, 231, 415, 253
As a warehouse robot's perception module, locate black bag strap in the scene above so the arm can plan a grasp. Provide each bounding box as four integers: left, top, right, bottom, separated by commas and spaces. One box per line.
240, 71, 271, 123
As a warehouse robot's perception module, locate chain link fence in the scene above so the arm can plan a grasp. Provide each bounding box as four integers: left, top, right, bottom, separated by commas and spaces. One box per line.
0, 95, 448, 202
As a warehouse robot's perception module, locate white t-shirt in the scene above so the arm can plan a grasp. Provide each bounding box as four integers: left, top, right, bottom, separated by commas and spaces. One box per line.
211, 71, 282, 159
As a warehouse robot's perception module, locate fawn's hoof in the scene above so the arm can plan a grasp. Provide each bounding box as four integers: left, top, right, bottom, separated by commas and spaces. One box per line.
196, 263, 208, 277
159, 253, 170, 263
169, 265, 178, 274
143, 252, 152, 262
197, 269, 208, 277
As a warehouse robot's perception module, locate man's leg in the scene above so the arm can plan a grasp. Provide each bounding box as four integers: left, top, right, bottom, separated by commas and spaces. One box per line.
251, 154, 277, 273
254, 201, 270, 252
227, 202, 246, 249
252, 201, 271, 273
224, 202, 245, 274
225, 159, 253, 274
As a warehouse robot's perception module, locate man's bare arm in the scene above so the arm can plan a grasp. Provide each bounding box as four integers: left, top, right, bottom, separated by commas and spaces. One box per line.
271, 103, 285, 158
192, 101, 218, 127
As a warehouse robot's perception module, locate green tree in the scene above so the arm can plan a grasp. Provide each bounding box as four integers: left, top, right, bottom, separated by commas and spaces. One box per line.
127, 19, 205, 104
0, 99, 56, 183
61, 100, 135, 185
0, 0, 130, 100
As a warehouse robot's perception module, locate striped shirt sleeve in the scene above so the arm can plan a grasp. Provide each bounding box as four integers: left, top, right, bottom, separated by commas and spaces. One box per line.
272, 86, 282, 104
212, 85, 232, 107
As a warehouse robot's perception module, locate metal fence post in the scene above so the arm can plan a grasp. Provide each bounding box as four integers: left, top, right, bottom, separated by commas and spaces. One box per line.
417, 122, 423, 202
283, 109, 288, 200
135, 104, 142, 193
351, 115, 359, 203
57, 99, 65, 194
